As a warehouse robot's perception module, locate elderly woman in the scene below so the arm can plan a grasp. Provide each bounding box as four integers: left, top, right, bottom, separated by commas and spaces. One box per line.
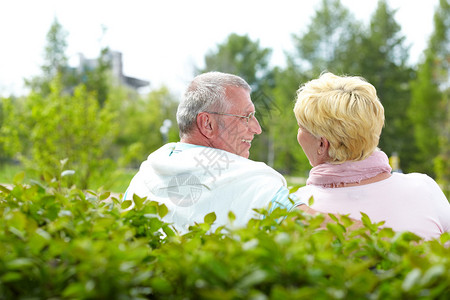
293, 72, 450, 240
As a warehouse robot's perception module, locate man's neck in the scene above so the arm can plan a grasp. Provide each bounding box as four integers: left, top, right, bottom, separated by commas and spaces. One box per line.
180, 134, 213, 149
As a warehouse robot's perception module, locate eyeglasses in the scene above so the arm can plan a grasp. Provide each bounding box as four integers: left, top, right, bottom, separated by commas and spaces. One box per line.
204, 111, 256, 124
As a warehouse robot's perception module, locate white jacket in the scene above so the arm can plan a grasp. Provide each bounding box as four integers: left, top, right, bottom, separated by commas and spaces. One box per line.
124, 143, 286, 233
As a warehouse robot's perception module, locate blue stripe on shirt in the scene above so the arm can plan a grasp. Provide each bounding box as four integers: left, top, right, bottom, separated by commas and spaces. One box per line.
269, 187, 307, 213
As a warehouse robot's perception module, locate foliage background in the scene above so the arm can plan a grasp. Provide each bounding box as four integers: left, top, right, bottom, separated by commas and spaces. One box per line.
0, 176, 449, 299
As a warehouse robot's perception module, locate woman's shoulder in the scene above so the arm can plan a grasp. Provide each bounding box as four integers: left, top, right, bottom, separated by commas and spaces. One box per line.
293, 185, 317, 201
390, 172, 447, 198
390, 172, 438, 187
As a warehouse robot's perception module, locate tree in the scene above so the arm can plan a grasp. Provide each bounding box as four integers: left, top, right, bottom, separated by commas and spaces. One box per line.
355, 0, 415, 170
197, 33, 277, 164
0, 97, 23, 164
25, 18, 78, 95
277, 0, 362, 176
42, 18, 68, 78
197, 33, 274, 133
26, 19, 113, 108
292, 0, 362, 76
22, 75, 118, 189
81, 47, 112, 107
198, 33, 272, 90
290, 0, 415, 172
409, 0, 450, 183
115, 86, 179, 168
270, 65, 311, 176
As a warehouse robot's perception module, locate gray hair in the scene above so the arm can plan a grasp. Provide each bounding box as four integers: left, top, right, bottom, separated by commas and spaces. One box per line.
176, 72, 251, 137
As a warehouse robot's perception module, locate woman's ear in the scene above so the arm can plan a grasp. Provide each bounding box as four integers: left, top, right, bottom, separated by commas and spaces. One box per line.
196, 112, 214, 138
318, 137, 330, 156
320, 137, 329, 149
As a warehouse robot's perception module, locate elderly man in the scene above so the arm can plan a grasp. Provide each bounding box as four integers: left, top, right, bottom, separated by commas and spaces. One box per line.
124, 72, 303, 233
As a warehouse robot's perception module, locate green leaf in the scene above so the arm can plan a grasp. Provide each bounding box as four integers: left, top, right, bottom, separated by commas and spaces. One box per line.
440, 232, 450, 244
228, 211, 236, 223
338, 214, 354, 228
29, 229, 51, 254
42, 171, 54, 183
360, 212, 377, 232
6, 258, 34, 270
35, 228, 51, 240
149, 218, 164, 232
149, 277, 173, 294
60, 158, 69, 167
327, 222, 345, 241
9, 227, 25, 239
13, 171, 25, 185
121, 200, 133, 210
0, 184, 11, 194
110, 196, 121, 206
158, 203, 168, 218
214, 225, 226, 234
288, 184, 301, 193
420, 265, 445, 286
162, 225, 176, 237
133, 194, 146, 210
29, 179, 46, 191
237, 269, 267, 288
204, 212, 216, 225
378, 227, 395, 239
308, 214, 325, 229
402, 269, 422, 291
93, 217, 116, 232
99, 191, 111, 201
63, 282, 86, 298
8, 211, 27, 231
86, 190, 98, 196
1, 272, 22, 282
328, 213, 339, 223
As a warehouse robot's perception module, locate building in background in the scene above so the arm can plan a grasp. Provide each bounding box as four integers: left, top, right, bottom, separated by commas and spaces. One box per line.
77, 50, 149, 91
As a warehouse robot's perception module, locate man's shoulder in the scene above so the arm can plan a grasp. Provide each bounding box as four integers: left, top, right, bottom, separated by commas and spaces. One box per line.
239, 157, 285, 181
142, 143, 286, 187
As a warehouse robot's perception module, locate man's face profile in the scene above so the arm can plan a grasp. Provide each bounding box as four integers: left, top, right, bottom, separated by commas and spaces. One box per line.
212, 86, 262, 158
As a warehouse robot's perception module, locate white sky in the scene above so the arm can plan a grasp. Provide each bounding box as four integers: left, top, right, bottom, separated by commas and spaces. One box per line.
0, 0, 439, 97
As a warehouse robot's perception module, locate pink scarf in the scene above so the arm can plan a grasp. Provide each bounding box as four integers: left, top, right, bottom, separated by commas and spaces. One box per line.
307, 150, 392, 187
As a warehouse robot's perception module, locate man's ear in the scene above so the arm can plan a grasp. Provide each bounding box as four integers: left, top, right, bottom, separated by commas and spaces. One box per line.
196, 112, 214, 138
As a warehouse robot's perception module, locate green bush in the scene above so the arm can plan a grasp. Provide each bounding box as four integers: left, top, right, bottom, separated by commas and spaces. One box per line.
0, 174, 449, 299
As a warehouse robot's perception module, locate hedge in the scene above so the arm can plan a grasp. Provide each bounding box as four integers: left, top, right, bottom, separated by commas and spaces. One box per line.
0, 172, 449, 299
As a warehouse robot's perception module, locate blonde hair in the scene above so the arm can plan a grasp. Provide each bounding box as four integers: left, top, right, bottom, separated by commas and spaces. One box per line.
293, 72, 385, 163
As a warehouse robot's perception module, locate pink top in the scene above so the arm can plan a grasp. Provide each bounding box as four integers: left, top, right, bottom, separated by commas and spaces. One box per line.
294, 172, 450, 240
